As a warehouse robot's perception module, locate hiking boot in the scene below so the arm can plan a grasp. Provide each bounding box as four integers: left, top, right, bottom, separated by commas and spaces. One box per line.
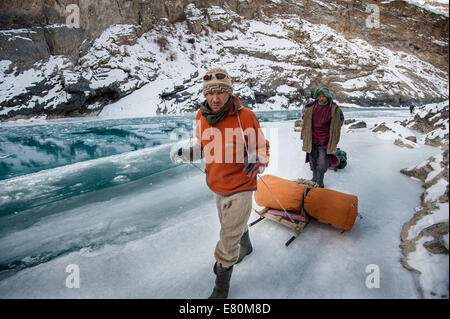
317, 173, 325, 188
208, 262, 233, 299
236, 230, 253, 264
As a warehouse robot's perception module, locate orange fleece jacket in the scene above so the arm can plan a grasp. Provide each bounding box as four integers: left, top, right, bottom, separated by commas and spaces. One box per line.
195, 96, 270, 195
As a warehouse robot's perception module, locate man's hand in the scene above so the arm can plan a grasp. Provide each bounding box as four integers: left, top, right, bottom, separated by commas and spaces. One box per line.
171, 148, 184, 164
243, 156, 265, 178
172, 145, 204, 164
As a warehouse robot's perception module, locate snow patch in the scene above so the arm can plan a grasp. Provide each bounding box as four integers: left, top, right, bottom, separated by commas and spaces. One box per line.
407, 236, 449, 298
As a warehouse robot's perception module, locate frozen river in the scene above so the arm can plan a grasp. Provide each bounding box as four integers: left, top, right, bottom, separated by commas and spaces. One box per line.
0, 108, 440, 298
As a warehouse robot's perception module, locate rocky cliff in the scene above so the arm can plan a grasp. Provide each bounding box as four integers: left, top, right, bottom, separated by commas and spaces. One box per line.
0, 0, 448, 120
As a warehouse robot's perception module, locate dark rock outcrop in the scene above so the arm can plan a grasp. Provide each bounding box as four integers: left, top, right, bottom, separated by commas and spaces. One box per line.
0, 28, 50, 70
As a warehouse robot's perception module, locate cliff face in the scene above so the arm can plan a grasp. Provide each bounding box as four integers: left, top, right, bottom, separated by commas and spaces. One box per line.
1, 0, 448, 70
0, 0, 448, 120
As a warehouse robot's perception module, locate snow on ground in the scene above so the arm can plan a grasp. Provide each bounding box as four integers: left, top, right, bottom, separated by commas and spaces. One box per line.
408, 203, 449, 241
0, 109, 443, 298
398, 101, 449, 299
407, 233, 449, 297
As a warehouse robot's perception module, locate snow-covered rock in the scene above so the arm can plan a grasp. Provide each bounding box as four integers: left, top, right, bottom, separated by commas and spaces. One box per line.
405, 0, 449, 16
348, 121, 367, 129
400, 100, 449, 299
372, 121, 420, 149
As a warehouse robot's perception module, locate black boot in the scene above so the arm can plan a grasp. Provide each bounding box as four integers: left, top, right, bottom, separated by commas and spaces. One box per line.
208, 262, 233, 299
236, 230, 253, 264
317, 172, 325, 188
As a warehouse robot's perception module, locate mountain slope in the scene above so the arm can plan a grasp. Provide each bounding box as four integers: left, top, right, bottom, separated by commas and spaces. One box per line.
0, 0, 448, 120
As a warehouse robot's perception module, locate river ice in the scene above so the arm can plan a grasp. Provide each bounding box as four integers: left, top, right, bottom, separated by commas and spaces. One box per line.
0, 108, 443, 298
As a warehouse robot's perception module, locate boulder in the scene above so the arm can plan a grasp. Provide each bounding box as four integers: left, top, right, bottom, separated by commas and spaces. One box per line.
294, 119, 303, 132
372, 122, 392, 133
344, 118, 356, 125
349, 121, 367, 129
394, 138, 414, 149
185, 3, 203, 35
206, 6, 234, 31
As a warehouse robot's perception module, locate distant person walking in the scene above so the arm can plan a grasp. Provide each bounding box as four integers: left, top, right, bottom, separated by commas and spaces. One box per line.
410, 105, 415, 114
172, 67, 270, 299
301, 87, 344, 188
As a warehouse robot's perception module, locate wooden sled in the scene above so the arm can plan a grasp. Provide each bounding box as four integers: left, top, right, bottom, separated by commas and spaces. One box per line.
251, 175, 359, 246
249, 178, 319, 247
249, 207, 309, 247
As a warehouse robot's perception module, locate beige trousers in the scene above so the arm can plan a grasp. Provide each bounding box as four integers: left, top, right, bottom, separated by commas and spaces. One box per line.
214, 191, 253, 268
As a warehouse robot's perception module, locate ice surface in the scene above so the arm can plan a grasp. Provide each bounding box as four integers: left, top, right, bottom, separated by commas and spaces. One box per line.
0, 108, 444, 298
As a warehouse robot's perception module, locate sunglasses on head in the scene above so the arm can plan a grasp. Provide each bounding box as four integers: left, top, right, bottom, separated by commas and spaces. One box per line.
203, 73, 228, 81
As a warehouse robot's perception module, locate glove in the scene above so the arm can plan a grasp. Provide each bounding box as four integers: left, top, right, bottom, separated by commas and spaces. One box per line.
243, 156, 265, 178
172, 145, 203, 164
171, 148, 184, 164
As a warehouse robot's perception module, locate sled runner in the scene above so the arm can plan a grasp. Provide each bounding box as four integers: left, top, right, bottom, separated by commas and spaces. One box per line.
250, 206, 310, 247
250, 175, 358, 246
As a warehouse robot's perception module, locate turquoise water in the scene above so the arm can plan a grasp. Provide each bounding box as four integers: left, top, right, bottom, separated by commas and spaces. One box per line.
0, 110, 302, 182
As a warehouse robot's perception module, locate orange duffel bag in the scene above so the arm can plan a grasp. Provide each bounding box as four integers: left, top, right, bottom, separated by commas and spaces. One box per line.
254, 175, 305, 213
255, 174, 358, 231
303, 188, 358, 231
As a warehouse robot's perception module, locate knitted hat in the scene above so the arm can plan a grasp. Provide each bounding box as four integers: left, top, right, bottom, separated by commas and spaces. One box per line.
202, 67, 233, 96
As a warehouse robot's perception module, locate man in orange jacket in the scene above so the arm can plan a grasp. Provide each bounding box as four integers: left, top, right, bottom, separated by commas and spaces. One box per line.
172, 67, 270, 299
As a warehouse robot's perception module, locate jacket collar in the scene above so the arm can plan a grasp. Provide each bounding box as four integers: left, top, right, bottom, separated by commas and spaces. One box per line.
228, 95, 243, 115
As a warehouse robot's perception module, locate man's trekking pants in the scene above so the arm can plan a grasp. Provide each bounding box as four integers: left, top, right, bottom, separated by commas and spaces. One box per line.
214, 191, 253, 268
